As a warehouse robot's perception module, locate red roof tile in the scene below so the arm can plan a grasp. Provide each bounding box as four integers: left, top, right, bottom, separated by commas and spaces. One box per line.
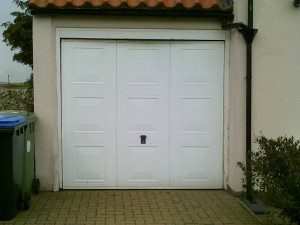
29, 0, 229, 10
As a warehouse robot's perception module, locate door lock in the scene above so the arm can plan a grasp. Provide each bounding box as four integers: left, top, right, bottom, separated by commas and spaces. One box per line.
140, 135, 147, 144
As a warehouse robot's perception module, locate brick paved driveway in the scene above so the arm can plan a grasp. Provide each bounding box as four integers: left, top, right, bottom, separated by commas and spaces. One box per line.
1, 190, 260, 225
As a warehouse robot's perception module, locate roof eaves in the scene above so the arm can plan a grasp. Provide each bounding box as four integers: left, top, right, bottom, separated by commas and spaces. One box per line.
31, 7, 233, 19
29, 0, 234, 18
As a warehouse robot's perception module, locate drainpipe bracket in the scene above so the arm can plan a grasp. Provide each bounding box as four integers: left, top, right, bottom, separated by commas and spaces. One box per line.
221, 18, 247, 30
221, 18, 258, 44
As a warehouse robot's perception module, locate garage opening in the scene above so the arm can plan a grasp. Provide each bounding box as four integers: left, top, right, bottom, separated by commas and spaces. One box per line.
61, 40, 224, 189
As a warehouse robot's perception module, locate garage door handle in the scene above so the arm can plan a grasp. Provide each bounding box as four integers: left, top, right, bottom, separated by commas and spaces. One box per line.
140, 135, 147, 144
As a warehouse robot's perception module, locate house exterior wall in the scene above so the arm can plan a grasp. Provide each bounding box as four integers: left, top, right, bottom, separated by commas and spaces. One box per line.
252, 1, 300, 138
32, 0, 300, 192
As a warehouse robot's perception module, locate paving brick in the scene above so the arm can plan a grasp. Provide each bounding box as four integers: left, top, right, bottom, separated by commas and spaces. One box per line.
0, 190, 262, 225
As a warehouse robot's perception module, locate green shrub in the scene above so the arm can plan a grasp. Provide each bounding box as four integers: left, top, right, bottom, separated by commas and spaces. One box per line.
238, 135, 300, 224
0, 89, 33, 112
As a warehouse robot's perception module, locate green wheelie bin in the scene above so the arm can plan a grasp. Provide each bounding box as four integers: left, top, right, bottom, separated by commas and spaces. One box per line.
0, 111, 39, 220
22, 112, 40, 208
14, 111, 39, 209
0, 113, 27, 220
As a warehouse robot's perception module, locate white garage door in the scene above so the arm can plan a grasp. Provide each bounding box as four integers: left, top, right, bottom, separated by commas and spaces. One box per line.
62, 40, 224, 189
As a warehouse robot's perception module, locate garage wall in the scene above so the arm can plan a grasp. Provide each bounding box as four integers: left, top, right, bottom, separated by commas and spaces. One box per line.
33, 0, 300, 192
33, 17, 57, 190
227, 0, 247, 194
33, 16, 230, 191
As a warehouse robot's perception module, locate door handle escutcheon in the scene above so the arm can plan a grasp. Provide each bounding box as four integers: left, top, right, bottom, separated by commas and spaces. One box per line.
140, 135, 147, 144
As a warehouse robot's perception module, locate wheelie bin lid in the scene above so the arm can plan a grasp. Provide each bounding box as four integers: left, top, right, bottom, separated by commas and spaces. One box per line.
0, 115, 27, 127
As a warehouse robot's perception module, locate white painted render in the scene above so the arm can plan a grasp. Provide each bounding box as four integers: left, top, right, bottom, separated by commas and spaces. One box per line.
32, 0, 300, 192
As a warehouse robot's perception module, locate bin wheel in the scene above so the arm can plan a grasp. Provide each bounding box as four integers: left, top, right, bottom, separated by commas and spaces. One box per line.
23, 195, 31, 211
33, 178, 40, 195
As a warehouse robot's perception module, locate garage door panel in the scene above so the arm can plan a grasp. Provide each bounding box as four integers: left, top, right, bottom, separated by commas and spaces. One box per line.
181, 97, 215, 133
127, 97, 160, 133
117, 43, 170, 187
180, 146, 212, 181
72, 97, 106, 133
62, 41, 117, 188
126, 48, 160, 86
180, 49, 213, 85
127, 146, 160, 182
170, 42, 224, 188
74, 145, 106, 182
73, 47, 107, 84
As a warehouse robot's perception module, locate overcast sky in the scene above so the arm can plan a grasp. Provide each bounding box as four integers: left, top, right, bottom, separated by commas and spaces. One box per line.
0, 0, 32, 83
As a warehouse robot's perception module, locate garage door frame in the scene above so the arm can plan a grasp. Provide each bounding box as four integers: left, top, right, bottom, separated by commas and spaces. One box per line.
56, 28, 230, 189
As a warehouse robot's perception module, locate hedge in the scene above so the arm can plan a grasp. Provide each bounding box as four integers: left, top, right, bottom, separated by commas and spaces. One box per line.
0, 89, 33, 112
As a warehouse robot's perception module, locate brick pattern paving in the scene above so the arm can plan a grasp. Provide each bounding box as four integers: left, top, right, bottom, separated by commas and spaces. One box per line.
1, 190, 260, 225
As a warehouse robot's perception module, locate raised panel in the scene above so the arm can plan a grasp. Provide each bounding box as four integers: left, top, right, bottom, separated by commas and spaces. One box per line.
127, 49, 159, 85
181, 97, 213, 133
73, 48, 105, 83
128, 146, 159, 181
181, 49, 213, 85
73, 97, 105, 132
127, 97, 159, 133
74, 146, 105, 181
181, 146, 211, 181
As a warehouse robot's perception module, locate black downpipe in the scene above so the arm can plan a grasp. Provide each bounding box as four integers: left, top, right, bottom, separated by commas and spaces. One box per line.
222, 0, 258, 201
246, 0, 255, 202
